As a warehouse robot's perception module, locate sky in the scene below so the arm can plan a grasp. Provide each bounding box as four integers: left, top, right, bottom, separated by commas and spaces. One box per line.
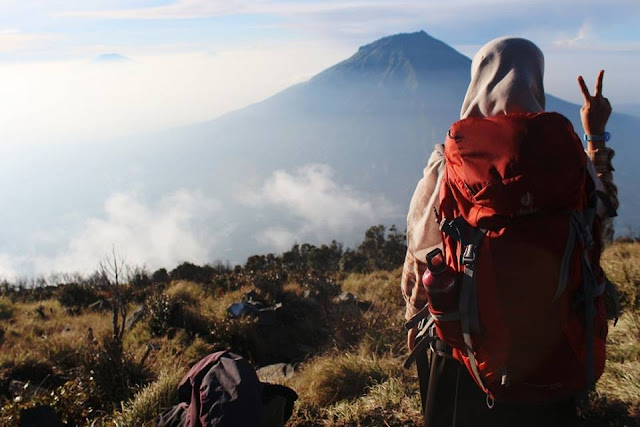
0, 0, 639, 278
1, 0, 638, 145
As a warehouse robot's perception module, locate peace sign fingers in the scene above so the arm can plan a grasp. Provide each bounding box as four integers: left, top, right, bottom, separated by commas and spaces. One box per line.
578, 75, 591, 102
577, 70, 612, 138
595, 69, 604, 97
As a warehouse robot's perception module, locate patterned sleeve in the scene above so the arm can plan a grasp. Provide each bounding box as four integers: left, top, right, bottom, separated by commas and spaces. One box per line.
401, 145, 446, 321
585, 146, 618, 243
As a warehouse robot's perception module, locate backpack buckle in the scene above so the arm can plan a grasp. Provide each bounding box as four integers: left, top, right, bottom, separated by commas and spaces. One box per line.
462, 244, 476, 266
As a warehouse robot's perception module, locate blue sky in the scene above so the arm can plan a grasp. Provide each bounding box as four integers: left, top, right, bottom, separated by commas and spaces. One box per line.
0, 0, 639, 144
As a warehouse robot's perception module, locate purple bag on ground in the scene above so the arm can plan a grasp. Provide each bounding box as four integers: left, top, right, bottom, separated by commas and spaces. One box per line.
157, 351, 297, 427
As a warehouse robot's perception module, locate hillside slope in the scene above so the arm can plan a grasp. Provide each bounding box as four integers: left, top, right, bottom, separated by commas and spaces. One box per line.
1, 240, 638, 425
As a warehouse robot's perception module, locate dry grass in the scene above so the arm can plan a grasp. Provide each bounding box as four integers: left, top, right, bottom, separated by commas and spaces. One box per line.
323, 376, 422, 427
164, 280, 205, 303
601, 242, 640, 312
286, 349, 422, 427
596, 313, 640, 411
1, 242, 639, 426
0, 299, 110, 367
111, 369, 185, 427
289, 350, 397, 407
591, 242, 640, 422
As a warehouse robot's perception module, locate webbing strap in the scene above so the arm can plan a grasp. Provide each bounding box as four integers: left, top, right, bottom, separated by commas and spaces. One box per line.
571, 211, 597, 389
439, 217, 487, 392
430, 311, 461, 322
403, 316, 436, 369
581, 253, 596, 388
554, 218, 577, 302
460, 264, 486, 392
463, 228, 487, 334
404, 304, 431, 331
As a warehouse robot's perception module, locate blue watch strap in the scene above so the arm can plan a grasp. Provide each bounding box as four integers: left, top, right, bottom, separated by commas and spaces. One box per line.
583, 132, 610, 142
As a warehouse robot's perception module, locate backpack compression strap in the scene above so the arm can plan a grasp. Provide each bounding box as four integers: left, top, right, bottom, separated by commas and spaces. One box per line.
440, 217, 488, 393
571, 208, 602, 390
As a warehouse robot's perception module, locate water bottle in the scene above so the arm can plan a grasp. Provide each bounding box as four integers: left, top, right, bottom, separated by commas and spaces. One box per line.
422, 248, 459, 310
422, 248, 463, 345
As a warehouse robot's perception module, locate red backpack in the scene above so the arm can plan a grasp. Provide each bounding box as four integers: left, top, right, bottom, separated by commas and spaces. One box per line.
426, 112, 608, 403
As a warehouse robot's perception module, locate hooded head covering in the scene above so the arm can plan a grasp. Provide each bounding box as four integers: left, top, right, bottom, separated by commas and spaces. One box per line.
460, 37, 545, 119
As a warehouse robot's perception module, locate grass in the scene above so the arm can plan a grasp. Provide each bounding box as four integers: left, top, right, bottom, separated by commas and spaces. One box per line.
0, 242, 638, 425
600, 242, 640, 312
112, 369, 185, 427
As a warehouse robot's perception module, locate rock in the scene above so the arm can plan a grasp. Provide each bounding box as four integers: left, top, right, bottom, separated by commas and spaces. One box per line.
125, 305, 145, 330
334, 292, 356, 303
256, 363, 295, 383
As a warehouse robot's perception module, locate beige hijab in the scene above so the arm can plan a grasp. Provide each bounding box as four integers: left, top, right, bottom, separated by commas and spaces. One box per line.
460, 37, 545, 119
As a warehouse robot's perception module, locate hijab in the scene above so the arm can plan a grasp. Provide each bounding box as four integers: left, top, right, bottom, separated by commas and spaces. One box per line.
460, 37, 545, 119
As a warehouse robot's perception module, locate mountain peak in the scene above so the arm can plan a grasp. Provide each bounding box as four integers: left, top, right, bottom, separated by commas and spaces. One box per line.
311, 30, 470, 87
357, 30, 444, 52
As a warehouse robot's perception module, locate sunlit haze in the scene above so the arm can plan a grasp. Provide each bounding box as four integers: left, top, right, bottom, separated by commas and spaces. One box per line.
1, 0, 639, 145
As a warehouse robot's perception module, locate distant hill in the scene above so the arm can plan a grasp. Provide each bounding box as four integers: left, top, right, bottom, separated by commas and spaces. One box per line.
93, 53, 131, 62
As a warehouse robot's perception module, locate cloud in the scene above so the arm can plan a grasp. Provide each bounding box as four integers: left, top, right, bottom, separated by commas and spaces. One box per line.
34, 189, 225, 275
244, 164, 398, 247
55, 0, 640, 53
0, 253, 21, 279
0, 44, 349, 145
553, 21, 592, 47
256, 227, 299, 252
59, 0, 555, 21
0, 29, 57, 52
58, 1, 399, 20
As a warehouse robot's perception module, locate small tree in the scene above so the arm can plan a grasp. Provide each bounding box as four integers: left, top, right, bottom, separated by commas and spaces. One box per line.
99, 247, 128, 345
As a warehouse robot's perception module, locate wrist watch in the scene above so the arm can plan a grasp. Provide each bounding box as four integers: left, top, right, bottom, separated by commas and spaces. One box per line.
583, 132, 610, 142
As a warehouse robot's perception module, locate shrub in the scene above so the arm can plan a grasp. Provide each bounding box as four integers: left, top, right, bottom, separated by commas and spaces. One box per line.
151, 268, 170, 284
129, 267, 151, 288
170, 262, 216, 284
0, 298, 15, 319
57, 283, 101, 308
83, 335, 151, 406
147, 294, 210, 337
0, 375, 101, 427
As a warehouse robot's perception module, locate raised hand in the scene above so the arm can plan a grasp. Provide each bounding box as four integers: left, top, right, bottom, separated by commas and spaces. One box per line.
577, 70, 612, 147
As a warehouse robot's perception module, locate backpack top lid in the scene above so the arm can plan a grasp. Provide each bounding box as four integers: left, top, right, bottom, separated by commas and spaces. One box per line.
442, 112, 588, 227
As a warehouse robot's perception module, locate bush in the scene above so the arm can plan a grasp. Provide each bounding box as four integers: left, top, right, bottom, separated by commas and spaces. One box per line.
83, 335, 151, 406
147, 294, 210, 337
0, 298, 15, 319
169, 262, 216, 283
57, 283, 101, 308
0, 375, 101, 427
151, 268, 170, 284
129, 267, 151, 288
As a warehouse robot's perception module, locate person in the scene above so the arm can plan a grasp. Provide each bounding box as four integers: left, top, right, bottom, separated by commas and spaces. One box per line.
401, 37, 618, 426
